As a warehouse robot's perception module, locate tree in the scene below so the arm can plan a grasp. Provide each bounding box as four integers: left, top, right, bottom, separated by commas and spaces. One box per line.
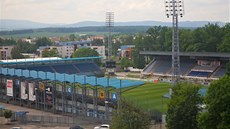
72, 48, 99, 58
132, 35, 146, 69
120, 57, 132, 69
4, 109, 12, 122
217, 23, 230, 52
226, 62, 230, 76
198, 76, 230, 129
111, 99, 151, 129
72, 48, 101, 65
0, 38, 16, 46
35, 37, 52, 48
132, 49, 145, 69
91, 39, 104, 46
11, 46, 24, 59
42, 48, 59, 57
166, 83, 201, 129
120, 35, 134, 45
69, 34, 76, 41
16, 40, 36, 53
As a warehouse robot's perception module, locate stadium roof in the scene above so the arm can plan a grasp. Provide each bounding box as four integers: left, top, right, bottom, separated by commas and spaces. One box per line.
0, 56, 102, 65
140, 51, 230, 58
120, 45, 135, 50
0, 67, 144, 89
0, 57, 62, 63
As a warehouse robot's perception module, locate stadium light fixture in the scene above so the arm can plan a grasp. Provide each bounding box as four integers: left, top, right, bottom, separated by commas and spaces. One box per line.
106, 12, 114, 60
165, 0, 184, 86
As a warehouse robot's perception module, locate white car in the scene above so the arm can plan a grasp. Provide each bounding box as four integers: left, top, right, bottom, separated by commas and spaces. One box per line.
94, 124, 110, 129
11, 127, 23, 129
94, 127, 100, 129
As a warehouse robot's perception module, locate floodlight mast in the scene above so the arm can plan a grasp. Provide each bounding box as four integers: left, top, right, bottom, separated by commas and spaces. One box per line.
106, 12, 114, 60
165, 0, 184, 86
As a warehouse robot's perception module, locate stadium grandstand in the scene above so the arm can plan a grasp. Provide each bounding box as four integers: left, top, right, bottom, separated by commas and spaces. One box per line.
0, 56, 144, 120
140, 51, 230, 80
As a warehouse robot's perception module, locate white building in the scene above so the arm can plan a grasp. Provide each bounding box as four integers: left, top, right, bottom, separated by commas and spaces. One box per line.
90, 46, 106, 59
37, 41, 93, 58
38, 45, 75, 58
37, 46, 58, 57
57, 45, 75, 58
0, 46, 14, 60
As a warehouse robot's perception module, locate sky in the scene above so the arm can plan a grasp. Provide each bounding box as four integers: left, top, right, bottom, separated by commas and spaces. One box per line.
0, 0, 229, 24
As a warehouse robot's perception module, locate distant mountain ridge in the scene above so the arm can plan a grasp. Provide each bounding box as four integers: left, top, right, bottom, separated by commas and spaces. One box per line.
0, 19, 226, 31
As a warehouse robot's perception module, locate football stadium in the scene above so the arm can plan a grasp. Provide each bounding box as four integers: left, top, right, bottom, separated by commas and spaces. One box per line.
0, 57, 144, 120
0, 51, 230, 122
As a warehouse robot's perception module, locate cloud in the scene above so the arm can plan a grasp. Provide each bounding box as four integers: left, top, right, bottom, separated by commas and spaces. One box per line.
0, 0, 229, 24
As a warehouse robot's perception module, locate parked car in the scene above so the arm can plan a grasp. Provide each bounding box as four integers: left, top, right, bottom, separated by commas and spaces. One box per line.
94, 127, 100, 129
11, 127, 23, 129
100, 124, 110, 129
94, 124, 110, 129
69, 125, 84, 129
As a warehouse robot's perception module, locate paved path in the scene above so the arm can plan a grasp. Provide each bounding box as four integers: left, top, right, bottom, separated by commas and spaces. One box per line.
0, 102, 103, 129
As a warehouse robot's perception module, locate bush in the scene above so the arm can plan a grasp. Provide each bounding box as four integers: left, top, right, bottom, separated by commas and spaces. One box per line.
4, 109, 12, 119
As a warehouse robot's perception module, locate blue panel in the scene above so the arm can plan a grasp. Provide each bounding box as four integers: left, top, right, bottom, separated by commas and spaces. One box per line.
0, 67, 144, 89
109, 78, 120, 86
110, 79, 121, 88
97, 77, 108, 87
65, 74, 75, 83
38, 71, 46, 80
30, 70, 37, 78
56, 73, 65, 82
8, 69, 15, 76
47, 72, 55, 81
2, 68, 8, 75
86, 76, 96, 86
22, 70, 30, 77
75, 75, 85, 84
15, 69, 22, 76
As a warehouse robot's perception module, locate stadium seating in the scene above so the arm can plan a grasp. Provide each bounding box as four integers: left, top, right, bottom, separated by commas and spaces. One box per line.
51, 64, 79, 74
153, 60, 171, 74
187, 71, 211, 77
212, 67, 227, 78
74, 63, 102, 74
192, 65, 218, 72
142, 59, 156, 74
26, 66, 54, 72
13, 62, 103, 76
180, 61, 196, 75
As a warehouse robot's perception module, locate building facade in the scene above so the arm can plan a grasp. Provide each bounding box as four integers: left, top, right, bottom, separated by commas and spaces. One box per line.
119, 45, 135, 59
90, 46, 106, 59
57, 45, 75, 58
0, 46, 14, 60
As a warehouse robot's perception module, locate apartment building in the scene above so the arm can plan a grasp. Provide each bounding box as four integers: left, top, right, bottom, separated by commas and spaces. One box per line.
0, 46, 14, 60
90, 46, 106, 59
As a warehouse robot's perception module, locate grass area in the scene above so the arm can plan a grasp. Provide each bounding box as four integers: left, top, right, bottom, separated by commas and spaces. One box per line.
122, 82, 173, 113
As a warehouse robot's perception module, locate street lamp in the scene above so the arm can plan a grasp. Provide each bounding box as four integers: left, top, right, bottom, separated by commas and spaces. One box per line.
165, 0, 184, 86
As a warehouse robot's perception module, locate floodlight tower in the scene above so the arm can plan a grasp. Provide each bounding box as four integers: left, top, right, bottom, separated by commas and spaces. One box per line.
106, 12, 114, 60
165, 0, 184, 86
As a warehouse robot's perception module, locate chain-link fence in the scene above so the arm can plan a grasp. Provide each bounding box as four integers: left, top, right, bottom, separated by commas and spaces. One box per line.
13, 114, 104, 126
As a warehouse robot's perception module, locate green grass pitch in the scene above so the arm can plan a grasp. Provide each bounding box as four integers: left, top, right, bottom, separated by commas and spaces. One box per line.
122, 82, 173, 113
